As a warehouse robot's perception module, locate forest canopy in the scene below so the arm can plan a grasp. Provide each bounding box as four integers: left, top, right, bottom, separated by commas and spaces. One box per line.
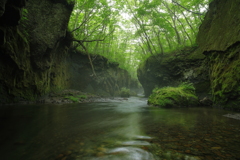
68, 0, 211, 78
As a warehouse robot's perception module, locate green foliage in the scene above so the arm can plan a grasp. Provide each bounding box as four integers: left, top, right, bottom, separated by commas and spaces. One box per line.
66, 0, 74, 5
69, 0, 210, 79
19, 8, 29, 38
179, 82, 196, 93
65, 96, 79, 102
65, 94, 87, 102
148, 83, 198, 108
120, 87, 130, 97
21, 8, 28, 21
209, 47, 240, 109
77, 94, 87, 99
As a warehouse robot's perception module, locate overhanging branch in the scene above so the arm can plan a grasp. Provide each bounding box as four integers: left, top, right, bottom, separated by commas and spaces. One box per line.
73, 39, 105, 43
172, 0, 204, 16
72, 28, 115, 43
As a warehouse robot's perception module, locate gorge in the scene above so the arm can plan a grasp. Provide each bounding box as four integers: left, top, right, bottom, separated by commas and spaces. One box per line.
0, 0, 240, 159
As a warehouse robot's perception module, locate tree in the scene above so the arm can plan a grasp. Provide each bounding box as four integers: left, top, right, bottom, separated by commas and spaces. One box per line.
68, 0, 210, 79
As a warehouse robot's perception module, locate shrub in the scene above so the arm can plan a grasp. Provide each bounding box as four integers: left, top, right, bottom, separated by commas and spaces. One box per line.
120, 87, 130, 97
65, 96, 79, 102
148, 83, 198, 108
77, 95, 87, 99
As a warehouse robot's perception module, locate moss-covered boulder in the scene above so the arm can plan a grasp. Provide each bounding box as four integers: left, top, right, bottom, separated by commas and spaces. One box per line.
148, 83, 199, 108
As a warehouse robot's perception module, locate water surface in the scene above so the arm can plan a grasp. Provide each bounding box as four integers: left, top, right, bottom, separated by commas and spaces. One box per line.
0, 97, 240, 160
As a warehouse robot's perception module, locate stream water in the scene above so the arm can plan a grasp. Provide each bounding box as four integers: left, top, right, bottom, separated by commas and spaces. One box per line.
0, 97, 240, 160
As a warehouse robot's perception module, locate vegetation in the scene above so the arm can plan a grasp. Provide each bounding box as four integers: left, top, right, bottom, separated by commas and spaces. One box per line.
148, 82, 198, 107
65, 96, 79, 102
209, 46, 240, 110
77, 95, 87, 99
68, 0, 211, 78
120, 87, 130, 97
65, 94, 88, 102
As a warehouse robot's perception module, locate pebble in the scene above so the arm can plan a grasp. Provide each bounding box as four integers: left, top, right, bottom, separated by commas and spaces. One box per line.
65, 150, 72, 155
96, 152, 105, 157
56, 154, 64, 159
97, 147, 106, 152
211, 147, 221, 150
79, 142, 84, 146
185, 150, 191, 153
61, 157, 67, 160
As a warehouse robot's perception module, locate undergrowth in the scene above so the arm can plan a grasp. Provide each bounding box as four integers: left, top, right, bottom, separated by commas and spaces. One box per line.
65, 94, 88, 102
148, 82, 198, 108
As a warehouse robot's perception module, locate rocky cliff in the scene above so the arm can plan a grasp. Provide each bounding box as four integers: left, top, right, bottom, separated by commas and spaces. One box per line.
138, 0, 240, 110
137, 47, 210, 97
0, 0, 138, 104
197, 0, 240, 109
68, 49, 139, 97
0, 0, 74, 103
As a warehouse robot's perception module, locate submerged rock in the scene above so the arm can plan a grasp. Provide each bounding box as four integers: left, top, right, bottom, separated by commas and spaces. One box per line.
223, 114, 240, 120
200, 97, 213, 106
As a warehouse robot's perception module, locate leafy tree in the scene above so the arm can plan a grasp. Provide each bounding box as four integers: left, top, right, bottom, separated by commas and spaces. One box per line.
68, 0, 211, 79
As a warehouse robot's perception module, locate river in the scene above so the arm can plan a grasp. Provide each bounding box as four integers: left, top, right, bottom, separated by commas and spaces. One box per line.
0, 97, 240, 160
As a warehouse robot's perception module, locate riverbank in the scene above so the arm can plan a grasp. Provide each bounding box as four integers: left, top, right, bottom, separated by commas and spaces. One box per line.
0, 89, 130, 105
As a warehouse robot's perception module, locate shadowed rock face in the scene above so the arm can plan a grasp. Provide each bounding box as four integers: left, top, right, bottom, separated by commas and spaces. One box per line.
137, 47, 210, 97
0, 0, 26, 26
0, 0, 74, 103
197, 0, 240, 53
0, 0, 25, 45
68, 50, 139, 97
196, 0, 240, 110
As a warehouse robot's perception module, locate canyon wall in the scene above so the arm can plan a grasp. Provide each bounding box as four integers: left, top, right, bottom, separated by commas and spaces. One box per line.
0, 0, 138, 104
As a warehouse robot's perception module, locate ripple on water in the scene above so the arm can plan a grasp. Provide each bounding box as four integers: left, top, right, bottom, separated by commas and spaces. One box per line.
121, 140, 151, 146
96, 146, 156, 160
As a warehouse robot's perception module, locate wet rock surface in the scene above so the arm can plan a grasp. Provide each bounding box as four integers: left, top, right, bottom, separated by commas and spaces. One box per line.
199, 97, 213, 106
223, 113, 240, 120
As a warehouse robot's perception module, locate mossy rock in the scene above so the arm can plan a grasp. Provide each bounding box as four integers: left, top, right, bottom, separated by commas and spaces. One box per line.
208, 44, 240, 110
148, 83, 199, 108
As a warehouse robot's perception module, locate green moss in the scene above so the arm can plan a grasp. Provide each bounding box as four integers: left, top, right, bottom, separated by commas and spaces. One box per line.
77, 94, 87, 99
65, 96, 79, 102
64, 94, 88, 102
148, 83, 198, 108
209, 45, 240, 107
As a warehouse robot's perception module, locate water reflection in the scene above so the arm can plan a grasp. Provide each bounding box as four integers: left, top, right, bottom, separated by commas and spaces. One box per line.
0, 97, 240, 160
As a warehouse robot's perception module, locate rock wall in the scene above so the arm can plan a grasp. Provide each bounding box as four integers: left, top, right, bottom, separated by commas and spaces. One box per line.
68, 50, 139, 97
196, 0, 240, 109
0, 0, 138, 104
0, 0, 74, 103
137, 47, 210, 97
138, 0, 240, 110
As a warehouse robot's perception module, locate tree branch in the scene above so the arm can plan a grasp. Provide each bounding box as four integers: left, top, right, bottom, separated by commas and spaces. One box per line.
73, 39, 105, 43
72, 28, 115, 43
172, 0, 204, 15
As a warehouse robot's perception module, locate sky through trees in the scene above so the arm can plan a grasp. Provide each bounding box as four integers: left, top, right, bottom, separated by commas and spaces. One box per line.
68, 0, 211, 78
